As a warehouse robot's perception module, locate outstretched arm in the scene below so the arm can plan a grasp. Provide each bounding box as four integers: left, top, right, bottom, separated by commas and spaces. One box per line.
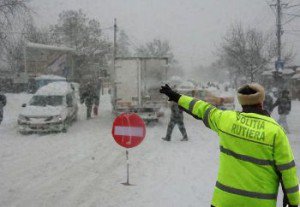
160, 84, 223, 132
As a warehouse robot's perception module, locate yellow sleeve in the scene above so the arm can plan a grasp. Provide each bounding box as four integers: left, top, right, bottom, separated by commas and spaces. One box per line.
178, 95, 223, 132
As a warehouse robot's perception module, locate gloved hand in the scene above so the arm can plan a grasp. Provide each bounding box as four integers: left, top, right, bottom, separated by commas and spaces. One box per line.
159, 84, 181, 102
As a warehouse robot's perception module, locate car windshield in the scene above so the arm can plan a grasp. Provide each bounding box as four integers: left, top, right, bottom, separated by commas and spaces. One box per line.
29, 95, 63, 107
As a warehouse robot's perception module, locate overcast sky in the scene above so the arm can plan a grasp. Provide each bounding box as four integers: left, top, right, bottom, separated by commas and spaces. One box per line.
29, 0, 300, 70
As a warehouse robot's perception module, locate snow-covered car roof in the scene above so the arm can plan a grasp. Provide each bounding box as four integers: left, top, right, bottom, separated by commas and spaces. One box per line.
35, 82, 73, 96
35, 75, 66, 81
282, 69, 295, 75
292, 73, 300, 80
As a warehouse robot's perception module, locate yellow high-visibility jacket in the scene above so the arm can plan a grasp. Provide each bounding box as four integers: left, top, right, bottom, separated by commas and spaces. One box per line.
178, 95, 300, 207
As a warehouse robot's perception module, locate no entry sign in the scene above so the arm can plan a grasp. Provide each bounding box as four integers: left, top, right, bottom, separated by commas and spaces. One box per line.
112, 113, 146, 148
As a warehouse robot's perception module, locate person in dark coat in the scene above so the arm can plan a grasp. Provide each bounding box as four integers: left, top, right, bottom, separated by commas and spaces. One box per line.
80, 81, 99, 119
0, 92, 7, 124
162, 86, 188, 141
93, 78, 102, 116
263, 92, 274, 115
272, 90, 291, 133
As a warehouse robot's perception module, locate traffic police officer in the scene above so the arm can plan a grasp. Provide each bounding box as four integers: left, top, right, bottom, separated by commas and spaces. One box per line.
160, 83, 299, 207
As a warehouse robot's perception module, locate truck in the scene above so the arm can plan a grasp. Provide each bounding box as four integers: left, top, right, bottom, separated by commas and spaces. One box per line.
111, 57, 168, 122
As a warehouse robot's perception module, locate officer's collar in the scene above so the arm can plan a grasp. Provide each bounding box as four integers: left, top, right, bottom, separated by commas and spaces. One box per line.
241, 104, 270, 117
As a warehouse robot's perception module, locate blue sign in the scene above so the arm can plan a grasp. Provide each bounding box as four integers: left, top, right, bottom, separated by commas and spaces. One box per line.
275, 60, 284, 71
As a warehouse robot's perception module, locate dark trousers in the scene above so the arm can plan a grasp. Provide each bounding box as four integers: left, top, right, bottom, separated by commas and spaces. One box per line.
0, 108, 3, 124
86, 105, 92, 119
165, 117, 187, 140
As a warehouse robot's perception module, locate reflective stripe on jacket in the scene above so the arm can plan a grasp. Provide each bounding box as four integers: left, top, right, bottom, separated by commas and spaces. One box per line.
178, 95, 300, 207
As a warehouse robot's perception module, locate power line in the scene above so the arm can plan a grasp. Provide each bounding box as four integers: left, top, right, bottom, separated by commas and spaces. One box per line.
285, 31, 300, 37
285, 3, 300, 8
283, 12, 300, 17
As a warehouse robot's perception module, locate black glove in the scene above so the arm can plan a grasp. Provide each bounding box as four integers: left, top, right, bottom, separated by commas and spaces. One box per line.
159, 84, 181, 102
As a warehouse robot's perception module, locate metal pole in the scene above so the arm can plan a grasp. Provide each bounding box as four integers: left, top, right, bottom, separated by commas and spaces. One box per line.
276, 0, 282, 62
126, 149, 129, 185
24, 42, 27, 74
122, 149, 131, 186
113, 18, 117, 73
113, 18, 117, 111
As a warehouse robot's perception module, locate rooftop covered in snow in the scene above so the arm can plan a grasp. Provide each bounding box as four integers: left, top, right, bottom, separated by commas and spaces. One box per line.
35, 75, 66, 81
26, 42, 75, 53
35, 82, 73, 96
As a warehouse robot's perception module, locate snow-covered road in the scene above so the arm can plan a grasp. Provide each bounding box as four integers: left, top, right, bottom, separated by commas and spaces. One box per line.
0, 93, 299, 207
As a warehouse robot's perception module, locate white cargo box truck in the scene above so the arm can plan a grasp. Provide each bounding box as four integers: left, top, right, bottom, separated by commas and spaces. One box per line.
112, 57, 168, 122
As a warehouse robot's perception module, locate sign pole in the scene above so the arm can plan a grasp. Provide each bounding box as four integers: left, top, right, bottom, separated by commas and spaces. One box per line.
122, 149, 131, 186
126, 150, 130, 185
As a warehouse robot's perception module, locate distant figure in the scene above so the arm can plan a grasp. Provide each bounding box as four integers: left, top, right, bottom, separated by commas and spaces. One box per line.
80, 81, 99, 119
0, 91, 6, 124
263, 92, 274, 115
272, 90, 291, 133
162, 86, 188, 141
93, 79, 102, 116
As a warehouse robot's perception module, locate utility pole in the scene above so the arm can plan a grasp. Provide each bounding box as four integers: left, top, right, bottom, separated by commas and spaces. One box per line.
270, 0, 288, 69
113, 18, 117, 111
113, 18, 117, 74
276, 0, 283, 62
270, 0, 289, 89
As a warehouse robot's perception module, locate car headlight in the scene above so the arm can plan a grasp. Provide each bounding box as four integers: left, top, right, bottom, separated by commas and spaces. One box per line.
52, 115, 63, 122
18, 115, 29, 122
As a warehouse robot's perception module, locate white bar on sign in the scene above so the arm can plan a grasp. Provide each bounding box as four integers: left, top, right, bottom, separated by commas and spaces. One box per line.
114, 126, 144, 137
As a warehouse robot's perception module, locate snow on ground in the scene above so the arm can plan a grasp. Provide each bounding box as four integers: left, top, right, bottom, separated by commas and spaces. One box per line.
0, 92, 300, 207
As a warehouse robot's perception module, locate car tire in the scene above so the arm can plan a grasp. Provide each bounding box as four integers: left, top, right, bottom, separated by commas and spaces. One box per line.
19, 131, 29, 135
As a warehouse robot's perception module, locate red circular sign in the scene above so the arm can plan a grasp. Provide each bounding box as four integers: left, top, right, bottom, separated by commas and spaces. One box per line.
112, 113, 146, 148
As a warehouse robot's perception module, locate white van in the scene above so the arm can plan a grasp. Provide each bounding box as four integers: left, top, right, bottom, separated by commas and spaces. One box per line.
18, 82, 78, 133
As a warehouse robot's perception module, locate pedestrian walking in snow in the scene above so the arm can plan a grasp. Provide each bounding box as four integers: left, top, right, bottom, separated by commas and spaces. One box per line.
93, 78, 102, 116
0, 92, 6, 124
162, 101, 188, 141
272, 89, 291, 133
80, 81, 99, 119
160, 83, 299, 207
263, 92, 274, 115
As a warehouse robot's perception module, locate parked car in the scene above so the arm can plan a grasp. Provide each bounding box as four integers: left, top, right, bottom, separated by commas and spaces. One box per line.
18, 82, 78, 133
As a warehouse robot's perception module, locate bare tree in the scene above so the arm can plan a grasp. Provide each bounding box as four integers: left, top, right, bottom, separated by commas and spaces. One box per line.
0, 0, 30, 44
49, 10, 112, 80
0, 0, 30, 70
135, 39, 183, 77
135, 39, 174, 61
117, 29, 131, 57
218, 23, 293, 86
